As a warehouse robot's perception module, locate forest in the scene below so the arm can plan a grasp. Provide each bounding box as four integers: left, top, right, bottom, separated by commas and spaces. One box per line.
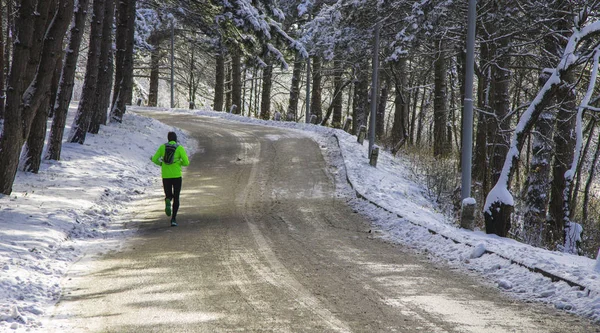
0, 0, 600, 257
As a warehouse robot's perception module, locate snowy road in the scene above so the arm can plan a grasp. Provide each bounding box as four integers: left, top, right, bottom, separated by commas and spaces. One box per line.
47, 113, 597, 332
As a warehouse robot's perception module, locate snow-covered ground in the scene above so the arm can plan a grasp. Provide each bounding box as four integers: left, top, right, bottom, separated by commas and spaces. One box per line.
1, 105, 600, 331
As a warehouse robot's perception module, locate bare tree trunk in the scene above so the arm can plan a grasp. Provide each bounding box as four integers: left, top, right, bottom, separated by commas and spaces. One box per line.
286, 53, 302, 122
148, 44, 160, 106
582, 137, 600, 222
473, 23, 494, 193
110, 0, 136, 123
225, 57, 232, 112
433, 39, 449, 157
331, 61, 344, 128
248, 66, 255, 115
45, 0, 91, 161
231, 50, 241, 114
69, 0, 106, 143
213, 49, 224, 111
20, 0, 59, 172
310, 56, 323, 123
255, 67, 262, 118
0, 0, 37, 192
89, 0, 115, 134
0, 2, 5, 119
391, 57, 409, 147
415, 86, 429, 146
112, 0, 128, 109
485, 35, 512, 237
260, 60, 273, 120
376, 71, 388, 141
241, 66, 247, 115
571, 121, 595, 213
0, 0, 74, 193
409, 84, 419, 145
352, 64, 369, 135
546, 76, 577, 247
22, 92, 51, 173
522, 74, 559, 246
48, 53, 64, 118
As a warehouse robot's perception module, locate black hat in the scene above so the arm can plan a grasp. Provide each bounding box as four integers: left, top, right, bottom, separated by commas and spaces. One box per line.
168, 131, 177, 142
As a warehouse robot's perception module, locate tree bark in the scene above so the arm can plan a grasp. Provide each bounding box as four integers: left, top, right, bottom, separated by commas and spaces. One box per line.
148, 43, 160, 107
376, 71, 388, 141
110, 0, 136, 123
69, 0, 106, 143
473, 20, 494, 191
45, 0, 91, 161
213, 49, 224, 111
331, 61, 344, 128
0, 0, 74, 193
546, 75, 576, 247
225, 57, 232, 112
260, 60, 273, 120
21, 0, 59, 173
310, 56, 322, 123
582, 137, 600, 222
352, 64, 369, 135
231, 50, 242, 114
391, 57, 409, 147
286, 53, 302, 122
48, 53, 64, 118
486, 36, 512, 237
0, 2, 5, 119
433, 40, 449, 157
112, 0, 129, 108
522, 21, 563, 246
90, 0, 115, 134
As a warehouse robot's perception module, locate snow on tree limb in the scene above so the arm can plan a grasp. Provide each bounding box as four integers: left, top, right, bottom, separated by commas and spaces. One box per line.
484, 20, 600, 214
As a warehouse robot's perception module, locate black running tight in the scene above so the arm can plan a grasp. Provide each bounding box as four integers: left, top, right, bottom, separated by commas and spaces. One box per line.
162, 177, 182, 218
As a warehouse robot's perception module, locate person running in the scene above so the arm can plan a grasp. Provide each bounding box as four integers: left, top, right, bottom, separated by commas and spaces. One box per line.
151, 131, 190, 226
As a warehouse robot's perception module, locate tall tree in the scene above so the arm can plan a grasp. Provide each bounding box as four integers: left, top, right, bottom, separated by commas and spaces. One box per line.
483, 18, 600, 242
259, 58, 273, 120
352, 63, 369, 134
112, 0, 130, 109
433, 39, 449, 158
22, 0, 60, 173
69, 0, 106, 143
390, 57, 409, 149
0, 2, 5, 119
310, 56, 323, 123
90, 0, 116, 134
46, 0, 91, 161
331, 60, 344, 128
522, 2, 569, 246
286, 53, 303, 121
0, 0, 74, 194
213, 48, 225, 111
110, 0, 137, 122
546, 72, 577, 247
231, 49, 242, 114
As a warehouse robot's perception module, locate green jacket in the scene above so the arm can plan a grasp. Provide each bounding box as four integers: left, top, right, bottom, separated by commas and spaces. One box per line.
152, 141, 190, 178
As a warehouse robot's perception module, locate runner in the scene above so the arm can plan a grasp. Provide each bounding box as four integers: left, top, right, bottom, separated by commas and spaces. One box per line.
151, 131, 190, 226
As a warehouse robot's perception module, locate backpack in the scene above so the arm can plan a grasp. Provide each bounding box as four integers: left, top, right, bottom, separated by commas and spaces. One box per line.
163, 143, 179, 165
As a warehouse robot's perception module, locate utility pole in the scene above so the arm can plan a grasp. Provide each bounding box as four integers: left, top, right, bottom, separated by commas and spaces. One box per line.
461, 0, 476, 200
369, 22, 381, 156
460, 0, 477, 230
